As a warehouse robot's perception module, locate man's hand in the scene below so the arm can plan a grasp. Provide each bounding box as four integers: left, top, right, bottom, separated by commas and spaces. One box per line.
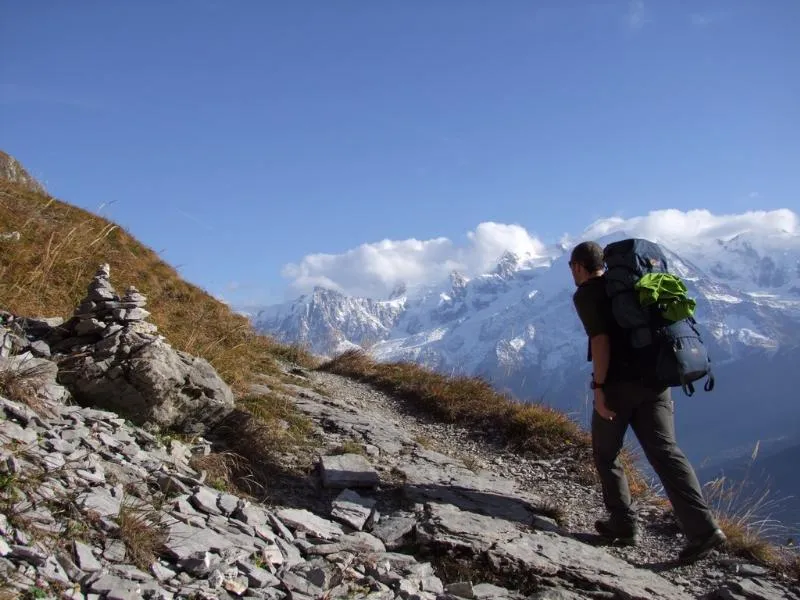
594, 388, 616, 421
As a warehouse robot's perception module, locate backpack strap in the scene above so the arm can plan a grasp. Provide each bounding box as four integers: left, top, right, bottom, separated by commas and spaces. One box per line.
704, 364, 715, 392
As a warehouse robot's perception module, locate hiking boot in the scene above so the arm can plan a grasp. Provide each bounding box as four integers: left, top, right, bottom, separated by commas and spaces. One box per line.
678, 528, 727, 564
594, 519, 640, 546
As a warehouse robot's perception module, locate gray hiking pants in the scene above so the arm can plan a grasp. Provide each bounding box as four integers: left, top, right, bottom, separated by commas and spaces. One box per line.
592, 380, 719, 541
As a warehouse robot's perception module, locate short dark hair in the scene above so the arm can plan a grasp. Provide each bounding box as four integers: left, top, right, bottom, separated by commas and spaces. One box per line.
570, 241, 605, 272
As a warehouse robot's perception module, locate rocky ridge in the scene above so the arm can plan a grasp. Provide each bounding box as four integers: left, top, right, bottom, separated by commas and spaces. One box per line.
0, 366, 797, 598
0, 268, 798, 599
0, 150, 46, 195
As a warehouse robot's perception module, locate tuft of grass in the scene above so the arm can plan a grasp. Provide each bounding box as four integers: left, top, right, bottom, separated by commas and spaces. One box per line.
330, 440, 365, 456
320, 349, 589, 458
533, 498, 567, 527
703, 472, 787, 564
189, 451, 241, 492
203, 393, 318, 497
458, 453, 481, 473
413, 434, 434, 450
701, 444, 800, 575
235, 393, 316, 450
0, 360, 52, 414
116, 496, 167, 570
0, 176, 317, 393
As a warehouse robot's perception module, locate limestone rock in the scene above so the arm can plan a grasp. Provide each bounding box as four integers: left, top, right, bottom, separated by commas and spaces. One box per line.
417, 503, 693, 600
275, 509, 344, 541
330, 488, 376, 530
59, 332, 234, 433
320, 453, 380, 488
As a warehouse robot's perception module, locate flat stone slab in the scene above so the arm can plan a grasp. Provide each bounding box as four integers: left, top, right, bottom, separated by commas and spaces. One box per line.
417, 503, 693, 600
77, 489, 121, 518
163, 521, 233, 561
330, 489, 376, 530
276, 508, 344, 541
320, 454, 380, 488
305, 531, 386, 556
74, 541, 102, 572
371, 515, 417, 550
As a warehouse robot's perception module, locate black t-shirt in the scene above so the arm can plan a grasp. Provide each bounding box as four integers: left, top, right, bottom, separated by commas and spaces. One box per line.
572, 275, 635, 383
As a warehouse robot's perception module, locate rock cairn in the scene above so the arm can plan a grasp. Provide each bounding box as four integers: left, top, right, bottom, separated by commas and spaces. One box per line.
72, 263, 155, 338
1, 263, 236, 434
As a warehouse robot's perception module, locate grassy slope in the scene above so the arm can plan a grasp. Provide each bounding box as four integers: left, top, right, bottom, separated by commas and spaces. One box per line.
0, 176, 315, 391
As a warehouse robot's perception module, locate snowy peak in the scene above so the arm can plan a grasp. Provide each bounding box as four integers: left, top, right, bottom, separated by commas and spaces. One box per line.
253, 231, 800, 375
449, 271, 469, 295
493, 250, 522, 278
253, 285, 405, 356
389, 282, 408, 300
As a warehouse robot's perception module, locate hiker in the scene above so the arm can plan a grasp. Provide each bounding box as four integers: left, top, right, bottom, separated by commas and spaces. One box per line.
568, 240, 726, 564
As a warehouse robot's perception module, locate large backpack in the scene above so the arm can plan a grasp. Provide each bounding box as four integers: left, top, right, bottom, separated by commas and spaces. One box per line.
602, 238, 715, 396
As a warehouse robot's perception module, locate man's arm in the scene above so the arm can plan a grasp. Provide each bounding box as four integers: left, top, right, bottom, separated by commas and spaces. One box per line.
590, 334, 610, 385
573, 286, 616, 420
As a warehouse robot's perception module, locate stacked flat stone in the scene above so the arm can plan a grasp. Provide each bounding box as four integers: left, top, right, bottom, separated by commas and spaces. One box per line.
72, 264, 152, 336
118, 285, 150, 322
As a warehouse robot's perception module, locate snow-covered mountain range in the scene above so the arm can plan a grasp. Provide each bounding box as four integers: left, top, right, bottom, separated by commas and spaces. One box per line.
251, 212, 800, 467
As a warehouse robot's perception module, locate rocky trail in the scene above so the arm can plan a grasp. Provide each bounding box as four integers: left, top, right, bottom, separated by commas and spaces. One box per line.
0, 360, 798, 599
0, 263, 798, 599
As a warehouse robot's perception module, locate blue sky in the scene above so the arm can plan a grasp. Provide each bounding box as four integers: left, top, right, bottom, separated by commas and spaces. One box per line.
2, 1, 798, 305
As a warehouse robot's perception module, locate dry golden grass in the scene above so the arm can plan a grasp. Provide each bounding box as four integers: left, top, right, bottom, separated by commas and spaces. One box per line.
0, 178, 316, 392
533, 498, 568, 527
116, 496, 168, 570
716, 515, 780, 565
320, 349, 590, 457
703, 463, 800, 576
189, 451, 241, 492
331, 440, 366, 456
203, 393, 317, 497
0, 360, 52, 413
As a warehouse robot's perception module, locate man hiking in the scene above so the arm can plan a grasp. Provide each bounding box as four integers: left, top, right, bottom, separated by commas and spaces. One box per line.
569, 240, 726, 564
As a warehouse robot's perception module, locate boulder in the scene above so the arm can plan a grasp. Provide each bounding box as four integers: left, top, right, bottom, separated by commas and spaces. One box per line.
52, 263, 234, 433
58, 333, 234, 433
417, 503, 693, 600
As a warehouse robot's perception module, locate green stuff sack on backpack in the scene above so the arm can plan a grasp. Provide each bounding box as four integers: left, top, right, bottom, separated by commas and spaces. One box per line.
635, 272, 697, 323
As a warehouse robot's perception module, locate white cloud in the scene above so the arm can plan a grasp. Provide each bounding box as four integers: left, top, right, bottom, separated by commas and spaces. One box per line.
626, 0, 647, 30
281, 222, 547, 299
281, 209, 799, 300
578, 209, 799, 246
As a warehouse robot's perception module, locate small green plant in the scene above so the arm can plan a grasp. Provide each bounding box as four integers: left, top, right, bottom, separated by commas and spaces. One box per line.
331, 440, 365, 456
0, 473, 16, 493
23, 587, 48, 600
413, 434, 434, 450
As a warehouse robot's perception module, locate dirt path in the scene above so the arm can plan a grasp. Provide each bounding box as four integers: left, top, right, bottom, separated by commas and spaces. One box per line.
298, 368, 798, 600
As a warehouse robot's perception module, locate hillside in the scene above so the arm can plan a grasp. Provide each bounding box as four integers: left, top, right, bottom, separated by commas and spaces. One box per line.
0, 155, 315, 392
